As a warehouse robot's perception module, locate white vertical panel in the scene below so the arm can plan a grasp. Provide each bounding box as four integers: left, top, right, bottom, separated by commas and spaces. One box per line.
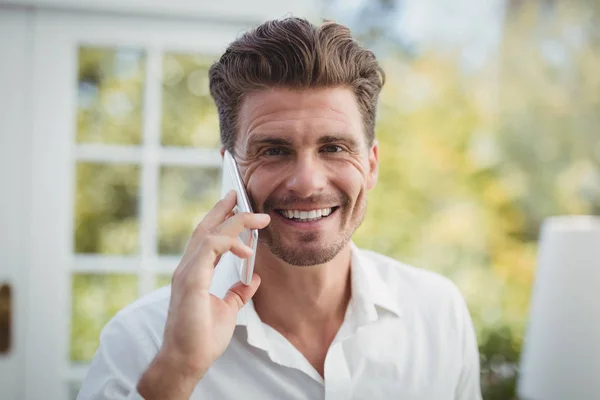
25, 10, 75, 400
139, 48, 163, 296
0, 7, 33, 400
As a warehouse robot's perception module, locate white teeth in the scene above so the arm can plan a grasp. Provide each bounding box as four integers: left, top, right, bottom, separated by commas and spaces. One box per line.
280, 207, 334, 221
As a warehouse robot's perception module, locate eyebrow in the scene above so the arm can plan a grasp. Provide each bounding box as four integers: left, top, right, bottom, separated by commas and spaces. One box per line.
246, 133, 360, 150
247, 136, 294, 148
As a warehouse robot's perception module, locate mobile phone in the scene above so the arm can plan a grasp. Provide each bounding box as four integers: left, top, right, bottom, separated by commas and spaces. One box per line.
219, 150, 258, 286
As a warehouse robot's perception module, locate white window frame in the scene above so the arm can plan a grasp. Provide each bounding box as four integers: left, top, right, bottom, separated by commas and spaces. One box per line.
26, 8, 263, 400
0, 7, 34, 400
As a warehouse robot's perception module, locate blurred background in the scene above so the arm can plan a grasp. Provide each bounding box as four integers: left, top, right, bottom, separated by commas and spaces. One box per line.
1, 0, 599, 399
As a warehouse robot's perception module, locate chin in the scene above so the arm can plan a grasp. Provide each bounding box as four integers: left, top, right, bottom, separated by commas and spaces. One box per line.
265, 236, 350, 267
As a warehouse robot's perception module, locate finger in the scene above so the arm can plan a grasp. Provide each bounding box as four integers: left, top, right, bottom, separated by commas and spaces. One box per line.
228, 237, 255, 260
224, 273, 261, 311
199, 234, 253, 265
178, 235, 254, 288
195, 236, 251, 280
215, 212, 270, 238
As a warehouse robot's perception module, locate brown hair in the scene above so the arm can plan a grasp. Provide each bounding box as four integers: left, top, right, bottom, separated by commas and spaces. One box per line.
208, 17, 385, 152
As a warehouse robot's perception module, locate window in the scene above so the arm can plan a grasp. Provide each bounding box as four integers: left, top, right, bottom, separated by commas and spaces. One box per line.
26, 11, 255, 399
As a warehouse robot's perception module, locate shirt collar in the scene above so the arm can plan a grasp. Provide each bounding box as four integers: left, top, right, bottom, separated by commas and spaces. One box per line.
349, 242, 403, 321
236, 298, 273, 352
236, 243, 402, 329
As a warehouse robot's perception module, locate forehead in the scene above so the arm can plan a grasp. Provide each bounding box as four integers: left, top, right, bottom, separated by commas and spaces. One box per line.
236, 87, 364, 145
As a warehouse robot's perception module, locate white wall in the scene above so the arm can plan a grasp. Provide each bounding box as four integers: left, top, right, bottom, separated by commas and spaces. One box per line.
0, 0, 322, 23
0, 7, 32, 400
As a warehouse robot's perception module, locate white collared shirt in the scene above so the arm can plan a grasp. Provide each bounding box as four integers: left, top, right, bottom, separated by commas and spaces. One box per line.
77, 245, 482, 400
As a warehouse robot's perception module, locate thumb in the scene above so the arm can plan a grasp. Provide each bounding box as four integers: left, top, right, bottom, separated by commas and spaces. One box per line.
224, 273, 261, 311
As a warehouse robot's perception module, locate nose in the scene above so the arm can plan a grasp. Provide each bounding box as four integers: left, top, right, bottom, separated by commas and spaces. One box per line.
284, 153, 327, 197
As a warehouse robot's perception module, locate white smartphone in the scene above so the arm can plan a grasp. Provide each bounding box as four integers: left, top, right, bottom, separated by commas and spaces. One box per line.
220, 150, 258, 286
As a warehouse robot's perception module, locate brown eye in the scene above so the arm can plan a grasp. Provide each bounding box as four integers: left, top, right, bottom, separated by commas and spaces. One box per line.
322, 145, 343, 153
264, 147, 289, 156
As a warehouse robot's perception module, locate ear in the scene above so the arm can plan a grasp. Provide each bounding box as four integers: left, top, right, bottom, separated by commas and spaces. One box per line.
220, 146, 226, 158
366, 140, 379, 190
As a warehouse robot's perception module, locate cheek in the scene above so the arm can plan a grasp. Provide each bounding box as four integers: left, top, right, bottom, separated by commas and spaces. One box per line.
243, 157, 369, 207
331, 161, 368, 199
245, 167, 284, 207
238, 158, 278, 208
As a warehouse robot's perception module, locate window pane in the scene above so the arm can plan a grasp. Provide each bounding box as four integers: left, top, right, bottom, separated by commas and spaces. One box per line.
155, 274, 172, 289
161, 53, 220, 147
70, 274, 138, 362
77, 47, 145, 145
74, 163, 140, 254
158, 166, 220, 254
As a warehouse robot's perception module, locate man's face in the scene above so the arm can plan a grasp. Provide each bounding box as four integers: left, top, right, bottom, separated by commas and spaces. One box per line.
233, 87, 379, 266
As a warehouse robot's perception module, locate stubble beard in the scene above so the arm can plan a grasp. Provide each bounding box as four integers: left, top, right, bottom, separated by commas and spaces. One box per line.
257, 194, 366, 267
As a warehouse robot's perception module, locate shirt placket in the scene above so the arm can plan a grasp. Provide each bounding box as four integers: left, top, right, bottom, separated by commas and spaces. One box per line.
324, 338, 352, 399
323, 272, 381, 400
323, 297, 369, 400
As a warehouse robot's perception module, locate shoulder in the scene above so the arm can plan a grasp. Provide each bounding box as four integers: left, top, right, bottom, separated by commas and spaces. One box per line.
361, 248, 462, 297
359, 248, 468, 325
82, 285, 172, 384
100, 285, 172, 345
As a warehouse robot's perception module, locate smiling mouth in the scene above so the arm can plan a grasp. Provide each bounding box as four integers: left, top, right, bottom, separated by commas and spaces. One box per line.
275, 206, 339, 222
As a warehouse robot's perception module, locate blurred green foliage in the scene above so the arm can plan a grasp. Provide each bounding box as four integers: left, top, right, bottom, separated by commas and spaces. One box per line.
162, 53, 221, 147
353, 1, 600, 397
71, 274, 138, 362
155, 274, 172, 288
76, 47, 145, 145
75, 163, 140, 254
158, 166, 220, 254
71, 2, 600, 398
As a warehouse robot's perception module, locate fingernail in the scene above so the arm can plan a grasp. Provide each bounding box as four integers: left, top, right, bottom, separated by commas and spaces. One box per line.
228, 190, 236, 198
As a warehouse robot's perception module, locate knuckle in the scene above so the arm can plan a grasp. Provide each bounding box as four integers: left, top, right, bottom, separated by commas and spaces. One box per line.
201, 235, 219, 249
216, 196, 232, 207
201, 235, 232, 255
207, 225, 220, 235
227, 290, 245, 309
192, 223, 208, 237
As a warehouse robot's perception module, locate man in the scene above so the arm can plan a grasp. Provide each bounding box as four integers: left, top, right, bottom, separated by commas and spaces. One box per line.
78, 17, 482, 400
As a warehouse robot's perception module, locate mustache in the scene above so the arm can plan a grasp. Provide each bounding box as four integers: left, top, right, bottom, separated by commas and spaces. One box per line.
262, 193, 350, 211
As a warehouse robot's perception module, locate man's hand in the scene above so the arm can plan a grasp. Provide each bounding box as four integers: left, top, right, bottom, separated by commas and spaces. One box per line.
138, 190, 270, 399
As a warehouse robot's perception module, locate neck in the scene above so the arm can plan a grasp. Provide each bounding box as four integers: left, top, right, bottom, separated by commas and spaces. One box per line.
252, 242, 352, 336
